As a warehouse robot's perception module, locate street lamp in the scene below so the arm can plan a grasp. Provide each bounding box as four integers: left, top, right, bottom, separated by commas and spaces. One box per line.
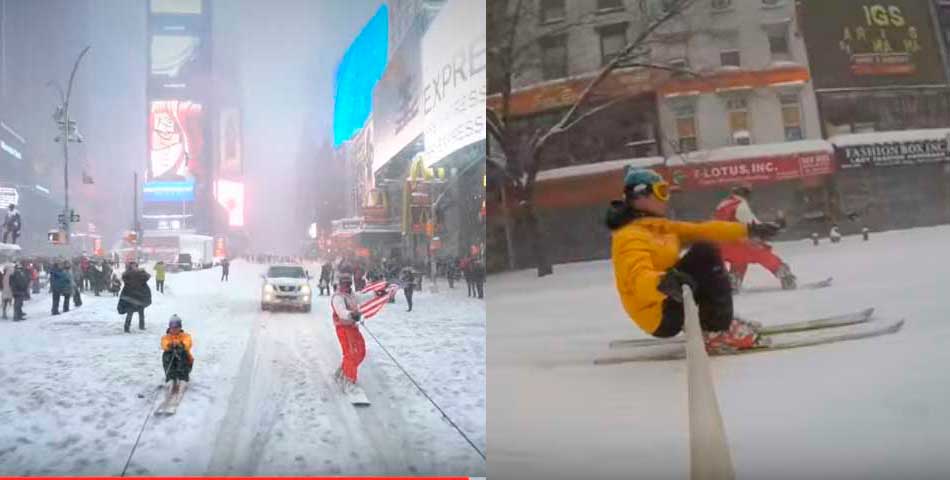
49, 46, 91, 246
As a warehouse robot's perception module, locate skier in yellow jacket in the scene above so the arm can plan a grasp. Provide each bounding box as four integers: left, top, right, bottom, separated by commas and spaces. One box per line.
161, 315, 193, 382
606, 168, 782, 352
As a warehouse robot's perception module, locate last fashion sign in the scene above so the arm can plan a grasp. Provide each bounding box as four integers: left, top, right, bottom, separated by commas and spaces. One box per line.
666, 152, 835, 189
838, 135, 950, 168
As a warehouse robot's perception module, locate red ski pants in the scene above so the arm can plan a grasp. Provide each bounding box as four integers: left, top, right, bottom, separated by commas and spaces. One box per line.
335, 324, 366, 383
719, 240, 783, 279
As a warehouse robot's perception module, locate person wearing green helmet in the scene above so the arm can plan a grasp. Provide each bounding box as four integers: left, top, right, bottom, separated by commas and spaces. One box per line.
605, 167, 783, 352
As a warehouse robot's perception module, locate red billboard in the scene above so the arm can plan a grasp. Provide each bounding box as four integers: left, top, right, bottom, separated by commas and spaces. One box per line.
148, 100, 205, 182
666, 151, 835, 190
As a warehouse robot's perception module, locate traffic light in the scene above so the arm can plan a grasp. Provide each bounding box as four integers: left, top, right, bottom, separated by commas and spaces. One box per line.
48, 230, 64, 244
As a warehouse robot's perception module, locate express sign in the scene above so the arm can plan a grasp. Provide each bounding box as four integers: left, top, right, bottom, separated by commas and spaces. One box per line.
666, 152, 835, 189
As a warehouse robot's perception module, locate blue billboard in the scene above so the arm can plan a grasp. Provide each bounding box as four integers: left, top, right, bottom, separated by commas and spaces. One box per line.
143, 180, 196, 202
333, 4, 388, 146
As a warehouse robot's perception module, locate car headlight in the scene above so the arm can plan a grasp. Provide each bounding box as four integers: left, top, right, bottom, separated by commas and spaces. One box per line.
300, 285, 311, 295
264, 284, 275, 293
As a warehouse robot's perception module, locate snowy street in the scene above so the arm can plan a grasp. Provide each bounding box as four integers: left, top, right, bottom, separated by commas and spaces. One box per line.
488, 226, 950, 480
0, 261, 485, 476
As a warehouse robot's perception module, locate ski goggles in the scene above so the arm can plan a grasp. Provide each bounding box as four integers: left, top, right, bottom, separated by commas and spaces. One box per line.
626, 180, 671, 202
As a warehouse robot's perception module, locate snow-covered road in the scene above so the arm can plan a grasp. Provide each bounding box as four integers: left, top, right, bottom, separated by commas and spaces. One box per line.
0, 261, 485, 476
488, 225, 950, 480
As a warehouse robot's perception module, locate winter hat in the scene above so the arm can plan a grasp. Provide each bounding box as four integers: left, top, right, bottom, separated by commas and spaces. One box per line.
168, 314, 182, 329
623, 167, 669, 201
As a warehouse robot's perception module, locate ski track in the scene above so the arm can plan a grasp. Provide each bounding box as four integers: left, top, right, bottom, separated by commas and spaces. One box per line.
489, 225, 950, 480
0, 261, 485, 476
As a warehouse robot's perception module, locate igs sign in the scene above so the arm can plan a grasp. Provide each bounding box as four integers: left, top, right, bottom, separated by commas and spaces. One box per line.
421, 0, 486, 167
837, 133, 950, 168
799, 0, 947, 89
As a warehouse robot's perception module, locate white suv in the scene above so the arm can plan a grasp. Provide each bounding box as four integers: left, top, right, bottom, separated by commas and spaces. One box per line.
261, 264, 312, 312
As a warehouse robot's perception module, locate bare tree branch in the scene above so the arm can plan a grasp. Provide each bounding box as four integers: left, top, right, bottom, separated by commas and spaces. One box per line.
555, 95, 635, 136
544, 0, 696, 139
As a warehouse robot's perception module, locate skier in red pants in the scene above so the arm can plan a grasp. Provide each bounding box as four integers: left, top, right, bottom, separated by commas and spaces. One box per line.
330, 273, 372, 392
713, 185, 796, 291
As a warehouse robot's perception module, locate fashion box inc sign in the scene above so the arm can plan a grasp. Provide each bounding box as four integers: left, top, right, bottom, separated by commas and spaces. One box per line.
667, 152, 835, 189
422, 0, 486, 167
837, 135, 950, 168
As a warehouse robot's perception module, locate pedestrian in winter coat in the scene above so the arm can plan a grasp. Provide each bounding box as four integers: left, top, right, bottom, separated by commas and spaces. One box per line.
1, 263, 13, 319
2, 204, 21, 244
470, 261, 485, 299
318, 262, 333, 296
401, 268, 415, 312
9, 265, 29, 320
154, 261, 166, 293
461, 257, 474, 297
50, 263, 73, 315
220, 258, 230, 281
70, 263, 83, 308
119, 263, 152, 333
161, 315, 193, 382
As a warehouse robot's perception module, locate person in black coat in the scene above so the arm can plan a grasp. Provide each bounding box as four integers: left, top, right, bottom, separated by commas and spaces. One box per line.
401, 268, 416, 312
9, 264, 29, 320
119, 262, 152, 333
470, 260, 485, 300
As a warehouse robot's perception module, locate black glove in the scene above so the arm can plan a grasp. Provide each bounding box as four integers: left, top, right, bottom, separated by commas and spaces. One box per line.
657, 268, 697, 303
748, 222, 782, 240
350, 311, 363, 322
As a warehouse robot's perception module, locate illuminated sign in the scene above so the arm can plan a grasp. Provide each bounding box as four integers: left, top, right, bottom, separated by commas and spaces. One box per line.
143, 180, 195, 202
214, 179, 245, 227
0, 187, 19, 206
148, 100, 204, 181
150, 0, 202, 14
333, 4, 389, 146
1, 140, 22, 160
800, 0, 947, 89
422, 0, 486, 166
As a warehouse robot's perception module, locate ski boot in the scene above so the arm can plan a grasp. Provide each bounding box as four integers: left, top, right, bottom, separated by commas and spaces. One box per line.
776, 264, 797, 290
703, 318, 761, 354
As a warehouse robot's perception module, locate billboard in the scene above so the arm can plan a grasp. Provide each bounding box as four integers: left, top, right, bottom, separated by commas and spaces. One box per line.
150, 0, 202, 14
150, 34, 207, 90
333, 4, 389, 146
799, 0, 948, 89
218, 108, 242, 178
373, 15, 424, 172
387, 0, 423, 59
148, 100, 205, 182
143, 180, 196, 202
422, 0, 487, 166
214, 179, 245, 227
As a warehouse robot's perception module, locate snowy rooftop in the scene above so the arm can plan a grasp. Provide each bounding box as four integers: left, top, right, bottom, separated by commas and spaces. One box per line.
536, 157, 665, 182
667, 139, 833, 166
829, 128, 950, 147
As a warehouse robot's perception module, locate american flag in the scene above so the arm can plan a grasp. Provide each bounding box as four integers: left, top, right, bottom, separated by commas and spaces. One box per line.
358, 281, 399, 319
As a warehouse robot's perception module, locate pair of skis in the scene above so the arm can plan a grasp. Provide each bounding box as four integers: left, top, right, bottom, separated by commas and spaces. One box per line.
595, 307, 905, 364
154, 380, 188, 416
737, 277, 833, 295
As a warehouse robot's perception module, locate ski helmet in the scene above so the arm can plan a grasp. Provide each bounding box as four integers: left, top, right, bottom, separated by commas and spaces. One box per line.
623, 167, 670, 202
168, 314, 182, 329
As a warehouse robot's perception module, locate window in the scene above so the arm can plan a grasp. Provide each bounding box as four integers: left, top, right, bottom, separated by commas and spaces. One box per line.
768, 31, 789, 55
725, 96, 750, 144
539, 0, 566, 24
780, 93, 803, 141
669, 58, 688, 78
540, 35, 568, 80
597, 0, 624, 11
671, 101, 698, 153
720, 50, 740, 67
761, 0, 783, 6
711, 0, 733, 10
599, 23, 628, 66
